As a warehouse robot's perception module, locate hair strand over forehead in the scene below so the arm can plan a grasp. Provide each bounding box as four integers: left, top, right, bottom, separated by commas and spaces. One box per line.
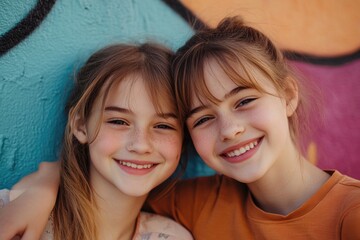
172, 16, 319, 154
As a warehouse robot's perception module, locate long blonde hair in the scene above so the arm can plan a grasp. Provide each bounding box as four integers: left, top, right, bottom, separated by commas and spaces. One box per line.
53, 43, 183, 240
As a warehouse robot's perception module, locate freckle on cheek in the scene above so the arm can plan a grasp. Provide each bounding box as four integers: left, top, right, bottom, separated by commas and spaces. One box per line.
156, 136, 182, 148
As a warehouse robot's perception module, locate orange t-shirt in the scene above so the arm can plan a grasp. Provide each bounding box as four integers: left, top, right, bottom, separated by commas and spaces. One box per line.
147, 170, 360, 239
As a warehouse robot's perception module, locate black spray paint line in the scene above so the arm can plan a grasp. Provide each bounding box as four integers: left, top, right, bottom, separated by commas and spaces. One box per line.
161, 0, 360, 65
283, 49, 360, 66
0, 0, 57, 57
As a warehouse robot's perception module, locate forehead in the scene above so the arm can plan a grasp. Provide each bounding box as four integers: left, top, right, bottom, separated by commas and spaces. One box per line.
110, 75, 145, 102
202, 59, 238, 100
105, 75, 174, 112
190, 58, 278, 106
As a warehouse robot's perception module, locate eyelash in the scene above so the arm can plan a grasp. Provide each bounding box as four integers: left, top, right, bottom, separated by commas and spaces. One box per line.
155, 124, 175, 130
235, 97, 256, 108
192, 97, 257, 128
108, 119, 175, 130
193, 116, 214, 128
107, 119, 128, 126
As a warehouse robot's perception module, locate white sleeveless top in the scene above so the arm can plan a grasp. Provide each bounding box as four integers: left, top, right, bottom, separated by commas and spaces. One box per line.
0, 189, 193, 240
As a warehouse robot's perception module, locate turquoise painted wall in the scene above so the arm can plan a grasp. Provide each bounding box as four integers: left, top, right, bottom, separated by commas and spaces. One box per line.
0, 0, 214, 189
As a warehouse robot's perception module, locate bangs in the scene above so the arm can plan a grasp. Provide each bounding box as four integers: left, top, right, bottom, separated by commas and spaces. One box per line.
141, 66, 178, 118
103, 70, 178, 118
202, 53, 268, 102
176, 47, 272, 119
146, 79, 179, 122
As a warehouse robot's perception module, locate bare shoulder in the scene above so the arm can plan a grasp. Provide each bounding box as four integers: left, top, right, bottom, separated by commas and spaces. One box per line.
137, 212, 193, 240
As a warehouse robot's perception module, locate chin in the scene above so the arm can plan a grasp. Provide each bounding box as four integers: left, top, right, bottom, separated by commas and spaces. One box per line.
122, 188, 151, 198
111, 181, 153, 198
223, 168, 263, 184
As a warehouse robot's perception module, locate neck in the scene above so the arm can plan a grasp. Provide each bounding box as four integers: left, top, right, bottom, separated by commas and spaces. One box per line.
248, 149, 330, 215
95, 192, 146, 240
91, 177, 147, 240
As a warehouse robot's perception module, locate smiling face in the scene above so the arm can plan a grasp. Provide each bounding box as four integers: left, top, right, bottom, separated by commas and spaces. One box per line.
186, 59, 299, 183
74, 75, 182, 198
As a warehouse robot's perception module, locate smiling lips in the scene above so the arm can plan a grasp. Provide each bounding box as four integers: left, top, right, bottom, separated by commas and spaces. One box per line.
225, 140, 258, 157
116, 159, 158, 175
118, 160, 154, 169
221, 138, 261, 163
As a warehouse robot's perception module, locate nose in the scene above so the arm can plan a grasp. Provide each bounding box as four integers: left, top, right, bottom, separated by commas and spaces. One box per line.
126, 128, 153, 154
219, 115, 245, 142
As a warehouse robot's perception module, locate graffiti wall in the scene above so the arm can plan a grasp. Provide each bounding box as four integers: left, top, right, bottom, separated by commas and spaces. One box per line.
1, 0, 359, 189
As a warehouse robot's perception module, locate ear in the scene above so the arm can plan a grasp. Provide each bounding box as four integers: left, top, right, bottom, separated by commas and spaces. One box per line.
285, 77, 299, 117
72, 114, 88, 144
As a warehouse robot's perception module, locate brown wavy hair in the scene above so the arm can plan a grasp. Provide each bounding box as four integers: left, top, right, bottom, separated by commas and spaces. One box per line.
172, 16, 318, 153
53, 43, 184, 240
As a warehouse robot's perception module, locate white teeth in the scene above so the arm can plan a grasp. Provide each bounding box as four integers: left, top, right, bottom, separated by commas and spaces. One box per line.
225, 140, 258, 157
118, 161, 153, 169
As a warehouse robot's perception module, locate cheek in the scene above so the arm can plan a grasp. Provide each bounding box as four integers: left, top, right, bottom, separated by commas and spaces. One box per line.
248, 103, 280, 126
248, 101, 290, 137
189, 130, 213, 160
89, 129, 124, 156
155, 134, 183, 163
248, 108, 271, 128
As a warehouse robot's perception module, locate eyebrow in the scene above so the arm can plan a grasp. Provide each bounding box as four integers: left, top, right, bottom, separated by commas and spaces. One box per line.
188, 105, 208, 119
105, 106, 178, 119
105, 106, 131, 114
224, 86, 247, 99
188, 86, 247, 119
159, 113, 178, 120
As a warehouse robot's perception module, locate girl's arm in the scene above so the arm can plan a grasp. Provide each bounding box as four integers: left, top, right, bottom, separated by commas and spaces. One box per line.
0, 161, 60, 240
145, 175, 226, 232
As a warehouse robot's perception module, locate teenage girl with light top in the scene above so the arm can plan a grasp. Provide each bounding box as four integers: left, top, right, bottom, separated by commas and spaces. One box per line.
1, 17, 360, 240
0, 43, 193, 240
